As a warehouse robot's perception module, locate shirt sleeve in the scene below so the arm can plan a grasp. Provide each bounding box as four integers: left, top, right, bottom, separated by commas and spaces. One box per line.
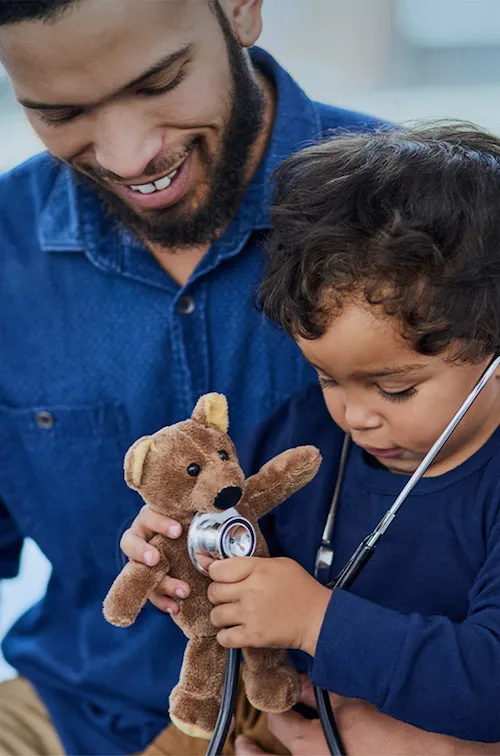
0, 498, 24, 579
311, 508, 500, 742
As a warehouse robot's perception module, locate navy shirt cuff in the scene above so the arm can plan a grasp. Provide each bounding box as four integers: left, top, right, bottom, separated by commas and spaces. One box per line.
311, 588, 410, 708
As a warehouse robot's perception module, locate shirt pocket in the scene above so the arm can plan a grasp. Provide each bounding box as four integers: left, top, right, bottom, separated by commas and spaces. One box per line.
0, 401, 137, 581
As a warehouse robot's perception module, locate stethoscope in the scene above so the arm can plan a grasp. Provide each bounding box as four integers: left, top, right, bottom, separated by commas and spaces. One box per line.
205, 354, 500, 756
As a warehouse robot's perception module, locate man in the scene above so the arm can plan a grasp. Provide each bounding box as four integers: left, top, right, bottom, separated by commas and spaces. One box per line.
0, 0, 385, 753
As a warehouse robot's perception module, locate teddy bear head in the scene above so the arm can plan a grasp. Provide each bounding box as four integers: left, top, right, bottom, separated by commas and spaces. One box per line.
123, 394, 246, 524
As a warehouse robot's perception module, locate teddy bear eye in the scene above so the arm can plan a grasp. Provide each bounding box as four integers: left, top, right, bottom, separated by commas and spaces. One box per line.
187, 463, 201, 477
218, 450, 229, 461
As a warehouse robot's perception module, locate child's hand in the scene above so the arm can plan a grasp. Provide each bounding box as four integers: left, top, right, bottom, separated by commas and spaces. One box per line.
120, 505, 190, 615
208, 557, 331, 655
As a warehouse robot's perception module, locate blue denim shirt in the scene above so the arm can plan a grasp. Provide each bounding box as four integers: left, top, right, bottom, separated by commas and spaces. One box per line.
0, 48, 382, 755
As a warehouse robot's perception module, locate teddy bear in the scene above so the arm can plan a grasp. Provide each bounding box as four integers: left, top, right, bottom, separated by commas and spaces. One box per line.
103, 393, 321, 740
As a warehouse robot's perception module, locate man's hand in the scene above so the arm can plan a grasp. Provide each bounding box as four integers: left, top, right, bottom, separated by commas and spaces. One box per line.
208, 556, 331, 654
235, 677, 332, 756
120, 505, 190, 615
235, 712, 328, 755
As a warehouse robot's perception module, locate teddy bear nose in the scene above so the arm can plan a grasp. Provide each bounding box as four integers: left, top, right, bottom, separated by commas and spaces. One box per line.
214, 486, 243, 511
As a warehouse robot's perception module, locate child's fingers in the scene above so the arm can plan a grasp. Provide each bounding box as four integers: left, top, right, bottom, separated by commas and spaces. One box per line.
120, 505, 182, 565
157, 575, 190, 600
148, 592, 180, 616
216, 625, 246, 649
207, 579, 241, 606
210, 602, 241, 630
208, 556, 256, 582
134, 505, 182, 539
196, 554, 216, 572
120, 530, 161, 566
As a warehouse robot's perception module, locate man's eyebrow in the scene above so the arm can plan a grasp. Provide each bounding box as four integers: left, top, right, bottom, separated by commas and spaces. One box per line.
19, 43, 193, 111
307, 360, 425, 380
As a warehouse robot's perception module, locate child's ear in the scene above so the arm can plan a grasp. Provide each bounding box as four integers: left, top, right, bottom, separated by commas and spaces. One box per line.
192, 393, 229, 433
124, 436, 154, 490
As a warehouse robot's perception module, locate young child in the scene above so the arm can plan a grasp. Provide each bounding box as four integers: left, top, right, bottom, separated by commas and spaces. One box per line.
127, 122, 500, 754
207, 122, 500, 746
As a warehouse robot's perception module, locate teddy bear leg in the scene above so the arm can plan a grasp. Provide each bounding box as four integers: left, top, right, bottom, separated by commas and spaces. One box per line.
169, 636, 228, 740
242, 648, 301, 713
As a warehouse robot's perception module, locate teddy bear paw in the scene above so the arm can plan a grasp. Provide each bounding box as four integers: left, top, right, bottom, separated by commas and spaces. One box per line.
169, 687, 225, 740
244, 664, 301, 713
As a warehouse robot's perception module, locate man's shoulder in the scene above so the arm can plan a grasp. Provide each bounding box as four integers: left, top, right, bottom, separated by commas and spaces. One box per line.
0, 150, 61, 194
0, 152, 74, 252
314, 100, 389, 135
0, 151, 68, 227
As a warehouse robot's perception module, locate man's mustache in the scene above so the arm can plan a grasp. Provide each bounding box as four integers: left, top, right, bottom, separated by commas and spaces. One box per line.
73, 137, 199, 184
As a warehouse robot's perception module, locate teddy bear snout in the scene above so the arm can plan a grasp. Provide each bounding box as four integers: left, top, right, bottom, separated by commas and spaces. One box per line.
214, 486, 243, 511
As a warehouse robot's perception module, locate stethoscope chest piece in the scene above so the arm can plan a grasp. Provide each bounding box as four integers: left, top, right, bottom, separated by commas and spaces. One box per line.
187, 507, 256, 576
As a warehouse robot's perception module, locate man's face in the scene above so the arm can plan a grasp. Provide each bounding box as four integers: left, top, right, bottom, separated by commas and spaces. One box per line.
0, 0, 266, 247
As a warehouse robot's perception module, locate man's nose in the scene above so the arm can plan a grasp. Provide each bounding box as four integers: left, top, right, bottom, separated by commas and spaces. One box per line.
93, 105, 163, 180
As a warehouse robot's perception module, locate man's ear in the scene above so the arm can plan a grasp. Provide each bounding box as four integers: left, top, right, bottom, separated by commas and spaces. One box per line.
124, 436, 154, 490
192, 393, 229, 433
217, 0, 263, 48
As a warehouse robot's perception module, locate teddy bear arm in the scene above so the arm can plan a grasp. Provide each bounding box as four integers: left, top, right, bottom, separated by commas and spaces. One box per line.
239, 446, 322, 520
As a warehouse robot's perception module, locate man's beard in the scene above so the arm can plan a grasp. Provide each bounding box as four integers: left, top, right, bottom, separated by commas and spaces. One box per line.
76, 14, 266, 248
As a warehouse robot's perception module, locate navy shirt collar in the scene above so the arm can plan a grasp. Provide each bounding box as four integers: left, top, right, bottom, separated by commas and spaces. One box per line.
38, 47, 322, 264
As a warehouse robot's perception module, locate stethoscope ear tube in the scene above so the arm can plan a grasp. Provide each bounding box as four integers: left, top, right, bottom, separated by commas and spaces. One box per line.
315, 537, 376, 756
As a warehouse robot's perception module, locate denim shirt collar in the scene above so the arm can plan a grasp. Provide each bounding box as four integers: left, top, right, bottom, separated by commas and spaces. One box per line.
38, 47, 322, 280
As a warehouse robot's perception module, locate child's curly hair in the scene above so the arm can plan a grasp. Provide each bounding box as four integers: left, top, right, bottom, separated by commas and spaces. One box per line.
260, 122, 500, 363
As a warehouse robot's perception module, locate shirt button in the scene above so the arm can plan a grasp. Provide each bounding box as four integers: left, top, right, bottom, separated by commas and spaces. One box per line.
177, 296, 195, 315
35, 411, 55, 430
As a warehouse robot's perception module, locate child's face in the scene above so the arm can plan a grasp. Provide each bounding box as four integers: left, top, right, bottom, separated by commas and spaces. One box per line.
297, 301, 500, 476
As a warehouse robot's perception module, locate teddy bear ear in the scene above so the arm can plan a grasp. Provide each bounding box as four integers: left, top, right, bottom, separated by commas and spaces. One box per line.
192, 393, 229, 433
124, 436, 155, 490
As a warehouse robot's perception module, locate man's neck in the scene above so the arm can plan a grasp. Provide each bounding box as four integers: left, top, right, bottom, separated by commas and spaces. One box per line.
147, 71, 276, 287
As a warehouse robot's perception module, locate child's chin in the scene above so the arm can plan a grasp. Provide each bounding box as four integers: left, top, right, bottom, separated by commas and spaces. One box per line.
381, 457, 417, 475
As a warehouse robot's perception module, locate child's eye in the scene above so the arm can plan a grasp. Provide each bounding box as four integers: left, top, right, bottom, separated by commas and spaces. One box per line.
378, 386, 417, 403
318, 375, 339, 389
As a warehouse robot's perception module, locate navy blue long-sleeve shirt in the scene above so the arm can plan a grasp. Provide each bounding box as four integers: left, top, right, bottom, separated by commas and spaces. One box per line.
243, 383, 500, 742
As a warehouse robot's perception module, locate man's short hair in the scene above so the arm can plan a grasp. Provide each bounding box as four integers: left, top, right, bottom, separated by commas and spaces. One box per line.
0, 0, 83, 25
0, 0, 219, 26
260, 122, 500, 363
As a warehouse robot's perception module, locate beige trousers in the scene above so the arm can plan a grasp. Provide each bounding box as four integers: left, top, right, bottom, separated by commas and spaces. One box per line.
0, 675, 281, 756
0, 676, 64, 756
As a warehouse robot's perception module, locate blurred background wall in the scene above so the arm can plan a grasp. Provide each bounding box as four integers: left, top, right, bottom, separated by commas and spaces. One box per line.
2, 0, 500, 678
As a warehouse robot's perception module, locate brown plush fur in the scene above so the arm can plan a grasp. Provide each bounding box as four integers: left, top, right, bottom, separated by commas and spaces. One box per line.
103, 394, 321, 740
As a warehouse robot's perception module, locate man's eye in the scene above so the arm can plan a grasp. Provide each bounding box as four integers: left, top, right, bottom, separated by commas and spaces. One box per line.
138, 69, 186, 97
37, 110, 82, 127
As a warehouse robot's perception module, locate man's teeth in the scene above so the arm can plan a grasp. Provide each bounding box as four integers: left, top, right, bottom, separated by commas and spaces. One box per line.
129, 168, 178, 194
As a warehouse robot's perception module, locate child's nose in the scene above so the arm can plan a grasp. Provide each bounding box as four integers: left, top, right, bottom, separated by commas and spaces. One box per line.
344, 400, 381, 431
